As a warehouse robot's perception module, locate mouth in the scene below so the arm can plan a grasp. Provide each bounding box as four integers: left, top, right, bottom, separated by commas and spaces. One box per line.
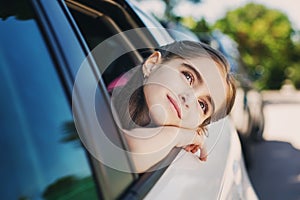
167, 94, 181, 119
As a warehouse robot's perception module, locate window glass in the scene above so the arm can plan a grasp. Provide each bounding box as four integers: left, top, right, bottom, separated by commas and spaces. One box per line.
0, 3, 97, 200
65, 1, 136, 199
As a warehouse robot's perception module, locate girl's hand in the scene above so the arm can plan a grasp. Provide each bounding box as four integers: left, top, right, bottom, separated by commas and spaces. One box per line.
174, 128, 205, 148
199, 145, 208, 161
173, 127, 208, 161
184, 144, 199, 153
122, 126, 207, 172
184, 144, 208, 161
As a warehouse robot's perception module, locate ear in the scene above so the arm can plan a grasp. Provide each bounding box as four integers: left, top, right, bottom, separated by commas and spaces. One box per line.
142, 51, 162, 78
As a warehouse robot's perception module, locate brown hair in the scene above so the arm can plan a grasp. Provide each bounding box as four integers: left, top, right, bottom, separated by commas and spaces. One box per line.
112, 41, 236, 131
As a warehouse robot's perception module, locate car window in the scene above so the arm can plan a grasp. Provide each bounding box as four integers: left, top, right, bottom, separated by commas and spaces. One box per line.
0, 3, 97, 200
65, 0, 146, 85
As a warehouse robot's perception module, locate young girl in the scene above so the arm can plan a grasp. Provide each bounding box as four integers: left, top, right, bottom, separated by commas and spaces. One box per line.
111, 40, 236, 173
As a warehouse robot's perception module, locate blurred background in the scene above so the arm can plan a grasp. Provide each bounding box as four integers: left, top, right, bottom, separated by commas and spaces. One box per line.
137, 0, 300, 199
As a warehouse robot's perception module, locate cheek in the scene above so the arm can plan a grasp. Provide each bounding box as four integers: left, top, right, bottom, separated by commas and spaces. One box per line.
143, 84, 167, 108
143, 85, 172, 126
149, 105, 169, 126
144, 84, 163, 96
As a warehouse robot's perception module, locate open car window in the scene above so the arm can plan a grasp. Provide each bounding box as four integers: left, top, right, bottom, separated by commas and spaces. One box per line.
64, 0, 151, 83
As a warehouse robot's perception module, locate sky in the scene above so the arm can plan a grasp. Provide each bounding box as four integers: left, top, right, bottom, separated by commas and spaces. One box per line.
138, 0, 300, 30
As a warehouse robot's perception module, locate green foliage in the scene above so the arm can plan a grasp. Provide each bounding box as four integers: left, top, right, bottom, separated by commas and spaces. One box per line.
193, 18, 212, 33
214, 3, 300, 89
180, 16, 211, 33
180, 16, 198, 29
42, 176, 97, 200
61, 121, 80, 144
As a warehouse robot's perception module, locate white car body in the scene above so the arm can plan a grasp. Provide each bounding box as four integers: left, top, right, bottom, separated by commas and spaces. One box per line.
145, 118, 258, 199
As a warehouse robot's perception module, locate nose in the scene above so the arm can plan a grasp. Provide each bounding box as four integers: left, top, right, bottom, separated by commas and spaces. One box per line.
178, 93, 192, 109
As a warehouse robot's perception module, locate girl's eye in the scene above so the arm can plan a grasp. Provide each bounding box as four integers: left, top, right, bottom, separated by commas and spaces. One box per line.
182, 71, 194, 85
198, 100, 208, 114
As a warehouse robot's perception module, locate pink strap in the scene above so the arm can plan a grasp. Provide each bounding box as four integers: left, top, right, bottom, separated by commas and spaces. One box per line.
107, 74, 129, 92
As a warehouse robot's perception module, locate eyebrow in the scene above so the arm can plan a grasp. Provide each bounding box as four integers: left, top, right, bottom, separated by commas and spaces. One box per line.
182, 63, 203, 84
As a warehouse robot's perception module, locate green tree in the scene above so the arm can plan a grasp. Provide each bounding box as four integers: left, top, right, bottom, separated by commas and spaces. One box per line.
179, 16, 211, 33
193, 17, 211, 33
214, 3, 298, 89
288, 31, 300, 88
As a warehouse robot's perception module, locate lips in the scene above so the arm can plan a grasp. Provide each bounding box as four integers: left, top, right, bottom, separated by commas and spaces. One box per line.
167, 94, 181, 119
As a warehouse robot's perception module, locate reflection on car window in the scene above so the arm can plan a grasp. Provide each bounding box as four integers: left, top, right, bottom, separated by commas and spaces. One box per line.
0, 5, 97, 200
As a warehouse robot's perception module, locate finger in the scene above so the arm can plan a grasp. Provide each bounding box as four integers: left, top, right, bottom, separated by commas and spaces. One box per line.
184, 144, 194, 152
199, 145, 208, 161
191, 145, 200, 153
184, 145, 192, 151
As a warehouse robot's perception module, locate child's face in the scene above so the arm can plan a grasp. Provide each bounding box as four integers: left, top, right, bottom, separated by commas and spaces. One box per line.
143, 52, 228, 129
